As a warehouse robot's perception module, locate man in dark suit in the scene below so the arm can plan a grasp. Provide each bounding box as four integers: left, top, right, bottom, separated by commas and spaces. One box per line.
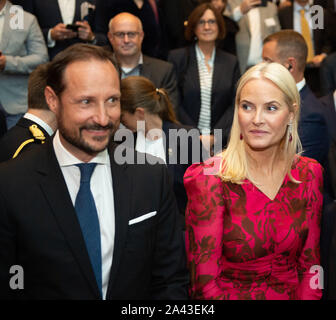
22, 0, 97, 59
0, 63, 56, 162
319, 90, 336, 299
107, 12, 179, 110
0, 44, 188, 299
94, 0, 167, 59
262, 30, 329, 166
278, 0, 335, 96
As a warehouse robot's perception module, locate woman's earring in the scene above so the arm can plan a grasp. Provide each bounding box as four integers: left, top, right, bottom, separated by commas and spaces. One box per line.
240, 133, 243, 140
288, 123, 293, 142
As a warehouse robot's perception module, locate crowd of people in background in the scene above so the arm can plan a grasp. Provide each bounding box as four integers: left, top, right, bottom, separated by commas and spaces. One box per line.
1, 0, 336, 300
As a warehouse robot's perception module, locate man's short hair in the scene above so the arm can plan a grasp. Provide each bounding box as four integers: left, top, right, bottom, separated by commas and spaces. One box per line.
46, 43, 120, 96
263, 30, 308, 73
28, 63, 50, 110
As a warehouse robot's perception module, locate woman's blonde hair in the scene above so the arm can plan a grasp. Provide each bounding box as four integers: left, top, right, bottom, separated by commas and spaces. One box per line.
218, 62, 302, 184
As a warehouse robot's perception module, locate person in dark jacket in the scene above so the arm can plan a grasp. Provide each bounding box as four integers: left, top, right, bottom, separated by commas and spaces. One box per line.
168, 3, 240, 151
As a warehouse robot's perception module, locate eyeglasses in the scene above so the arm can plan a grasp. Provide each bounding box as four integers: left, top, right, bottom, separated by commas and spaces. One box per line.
113, 32, 140, 39
198, 19, 217, 26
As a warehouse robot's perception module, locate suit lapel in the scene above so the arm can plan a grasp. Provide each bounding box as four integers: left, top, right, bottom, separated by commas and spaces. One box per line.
141, 55, 152, 79
106, 145, 131, 296
211, 49, 221, 116
188, 46, 201, 119
37, 141, 101, 298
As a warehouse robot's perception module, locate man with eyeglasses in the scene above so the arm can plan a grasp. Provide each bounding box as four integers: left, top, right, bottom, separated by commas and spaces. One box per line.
107, 12, 179, 111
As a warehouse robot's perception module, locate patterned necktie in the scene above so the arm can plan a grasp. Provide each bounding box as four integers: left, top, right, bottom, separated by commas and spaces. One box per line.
300, 9, 314, 62
75, 163, 102, 297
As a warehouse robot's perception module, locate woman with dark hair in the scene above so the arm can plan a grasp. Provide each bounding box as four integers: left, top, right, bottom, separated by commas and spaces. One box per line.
120, 76, 205, 226
168, 3, 240, 149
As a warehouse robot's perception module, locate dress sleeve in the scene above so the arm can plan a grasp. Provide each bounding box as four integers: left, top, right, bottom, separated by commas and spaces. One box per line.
296, 161, 323, 300
184, 159, 226, 299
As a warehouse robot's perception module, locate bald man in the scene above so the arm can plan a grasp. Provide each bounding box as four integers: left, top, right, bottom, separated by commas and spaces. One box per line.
107, 12, 179, 110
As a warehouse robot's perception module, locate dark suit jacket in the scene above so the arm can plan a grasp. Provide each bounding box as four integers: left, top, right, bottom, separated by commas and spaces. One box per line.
318, 93, 336, 299
141, 55, 179, 110
0, 110, 6, 139
162, 121, 205, 220
168, 45, 240, 146
0, 141, 188, 299
320, 52, 336, 95
320, 93, 336, 194
278, 5, 334, 55
22, 0, 96, 59
299, 85, 329, 166
0, 117, 50, 163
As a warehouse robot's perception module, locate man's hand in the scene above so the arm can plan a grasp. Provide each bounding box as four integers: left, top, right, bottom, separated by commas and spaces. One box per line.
311, 54, 327, 67
240, 0, 262, 15
50, 23, 77, 41
0, 53, 6, 72
76, 21, 95, 42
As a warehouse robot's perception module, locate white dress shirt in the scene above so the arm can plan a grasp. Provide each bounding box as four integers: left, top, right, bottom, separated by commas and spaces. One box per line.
296, 77, 306, 93
0, 1, 8, 44
333, 90, 336, 112
48, 0, 76, 47
135, 130, 166, 164
24, 113, 54, 136
53, 130, 115, 300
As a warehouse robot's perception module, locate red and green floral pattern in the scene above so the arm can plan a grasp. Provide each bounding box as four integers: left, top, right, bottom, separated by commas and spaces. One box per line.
184, 156, 323, 300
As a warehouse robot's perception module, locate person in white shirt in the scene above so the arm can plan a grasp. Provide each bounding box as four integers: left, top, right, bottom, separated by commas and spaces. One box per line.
22, 0, 97, 59
225, 0, 280, 72
0, 0, 48, 129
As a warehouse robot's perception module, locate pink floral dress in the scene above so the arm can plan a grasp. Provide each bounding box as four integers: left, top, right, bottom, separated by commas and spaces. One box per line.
184, 156, 323, 300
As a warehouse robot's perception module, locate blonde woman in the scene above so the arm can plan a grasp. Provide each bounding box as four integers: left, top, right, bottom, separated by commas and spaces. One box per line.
184, 62, 323, 300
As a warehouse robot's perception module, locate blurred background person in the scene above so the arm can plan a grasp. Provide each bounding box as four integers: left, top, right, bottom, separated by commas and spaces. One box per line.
204, 0, 239, 55
94, 0, 167, 59
278, 0, 335, 96
107, 13, 179, 111
224, 0, 280, 73
168, 3, 240, 151
0, 0, 49, 129
120, 76, 204, 228
22, 0, 97, 59
184, 62, 323, 300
